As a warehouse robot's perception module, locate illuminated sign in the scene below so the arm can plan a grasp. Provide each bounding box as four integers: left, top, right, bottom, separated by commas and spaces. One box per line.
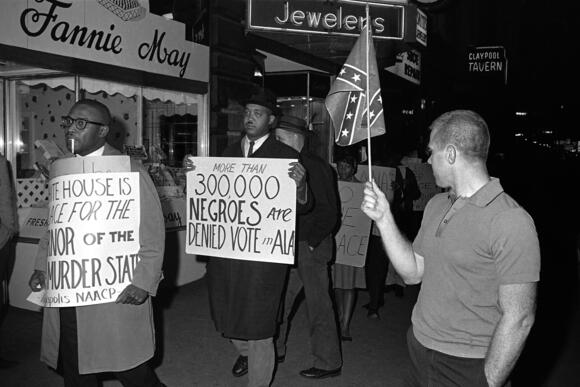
385, 50, 421, 85
403, 5, 427, 47
467, 46, 507, 84
247, 0, 405, 40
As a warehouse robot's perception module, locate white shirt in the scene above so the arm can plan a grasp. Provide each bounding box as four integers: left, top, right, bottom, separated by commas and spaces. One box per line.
79, 145, 105, 157
243, 134, 269, 157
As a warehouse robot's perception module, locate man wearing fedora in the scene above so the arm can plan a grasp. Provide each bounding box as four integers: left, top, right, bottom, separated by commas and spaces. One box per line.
205, 89, 310, 387
274, 115, 342, 379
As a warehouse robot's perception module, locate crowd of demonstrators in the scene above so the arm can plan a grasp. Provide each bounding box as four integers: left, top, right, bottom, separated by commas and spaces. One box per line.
332, 155, 365, 340
9, 93, 544, 387
0, 153, 18, 368
362, 110, 540, 387
273, 115, 343, 380
28, 100, 167, 386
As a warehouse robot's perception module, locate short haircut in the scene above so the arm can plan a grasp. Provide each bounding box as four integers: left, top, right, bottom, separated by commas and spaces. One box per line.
430, 110, 490, 162
74, 99, 111, 126
336, 154, 357, 168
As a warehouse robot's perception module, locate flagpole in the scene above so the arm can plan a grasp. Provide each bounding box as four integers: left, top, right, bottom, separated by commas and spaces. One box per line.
365, 3, 372, 181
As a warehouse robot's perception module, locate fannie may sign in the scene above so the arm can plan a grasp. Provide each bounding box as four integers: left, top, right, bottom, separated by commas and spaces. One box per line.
0, 0, 209, 82
247, 0, 406, 40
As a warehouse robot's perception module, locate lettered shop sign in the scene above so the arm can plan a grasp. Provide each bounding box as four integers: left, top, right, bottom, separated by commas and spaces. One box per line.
28, 158, 141, 307
186, 157, 297, 264
335, 182, 372, 267
0, 0, 208, 81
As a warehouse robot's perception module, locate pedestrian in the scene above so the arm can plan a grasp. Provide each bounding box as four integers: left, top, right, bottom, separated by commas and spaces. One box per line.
274, 115, 342, 379
203, 89, 309, 387
332, 154, 365, 340
28, 99, 166, 387
362, 110, 540, 387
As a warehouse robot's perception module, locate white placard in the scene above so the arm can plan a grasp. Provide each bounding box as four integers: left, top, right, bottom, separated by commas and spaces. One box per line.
355, 165, 398, 235
186, 157, 297, 264
335, 182, 372, 267
28, 172, 141, 307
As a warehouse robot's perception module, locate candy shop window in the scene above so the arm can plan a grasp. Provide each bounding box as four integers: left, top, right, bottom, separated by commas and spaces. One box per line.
10, 77, 76, 179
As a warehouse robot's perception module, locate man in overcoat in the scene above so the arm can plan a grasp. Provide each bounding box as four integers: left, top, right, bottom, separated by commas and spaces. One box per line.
273, 115, 342, 379
29, 99, 166, 387
206, 89, 310, 387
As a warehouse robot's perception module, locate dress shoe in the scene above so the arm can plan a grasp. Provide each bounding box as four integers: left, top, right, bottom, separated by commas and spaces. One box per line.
231, 355, 248, 377
299, 367, 341, 379
367, 309, 380, 319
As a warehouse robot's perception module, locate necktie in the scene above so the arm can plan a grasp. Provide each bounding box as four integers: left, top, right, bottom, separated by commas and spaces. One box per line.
248, 141, 255, 157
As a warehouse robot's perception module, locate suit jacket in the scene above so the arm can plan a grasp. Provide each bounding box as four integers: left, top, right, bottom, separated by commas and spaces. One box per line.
35, 143, 165, 374
297, 150, 339, 249
207, 134, 310, 339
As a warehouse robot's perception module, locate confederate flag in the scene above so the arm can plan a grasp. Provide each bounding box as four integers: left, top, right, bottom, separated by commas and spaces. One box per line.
325, 24, 386, 146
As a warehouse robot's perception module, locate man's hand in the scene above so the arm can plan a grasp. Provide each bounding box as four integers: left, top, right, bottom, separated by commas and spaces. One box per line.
182, 154, 195, 171
288, 161, 307, 189
115, 284, 149, 305
29, 270, 46, 292
361, 180, 391, 222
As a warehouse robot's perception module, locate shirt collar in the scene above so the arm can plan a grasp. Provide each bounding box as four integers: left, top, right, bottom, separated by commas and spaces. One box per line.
244, 133, 269, 153
79, 145, 105, 157
448, 177, 503, 207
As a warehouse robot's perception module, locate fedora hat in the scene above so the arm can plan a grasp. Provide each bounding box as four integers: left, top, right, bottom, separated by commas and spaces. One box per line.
244, 88, 279, 115
277, 115, 308, 134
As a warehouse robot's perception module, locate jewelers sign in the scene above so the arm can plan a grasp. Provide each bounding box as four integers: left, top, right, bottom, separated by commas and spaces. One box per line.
186, 157, 297, 264
28, 159, 141, 307
0, 0, 208, 81
247, 0, 405, 40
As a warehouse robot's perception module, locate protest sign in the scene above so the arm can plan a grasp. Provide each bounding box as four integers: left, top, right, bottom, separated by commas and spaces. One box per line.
28, 170, 140, 307
50, 155, 131, 178
335, 182, 372, 267
405, 163, 441, 211
186, 157, 297, 264
355, 165, 398, 235
354, 165, 398, 202
162, 198, 186, 231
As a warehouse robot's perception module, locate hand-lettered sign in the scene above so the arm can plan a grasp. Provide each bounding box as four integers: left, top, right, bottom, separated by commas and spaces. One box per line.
185, 157, 297, 264
28, 166, 140, 307
335, 181, 372, 267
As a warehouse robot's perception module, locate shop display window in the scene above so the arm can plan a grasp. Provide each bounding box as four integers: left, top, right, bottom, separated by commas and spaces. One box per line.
4, 69, 206, 210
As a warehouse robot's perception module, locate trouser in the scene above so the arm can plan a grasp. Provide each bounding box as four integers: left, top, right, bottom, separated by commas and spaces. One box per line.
0, 240, 14, 321
365, 235, 388, 310
231, 338, 275, 387
405, 327, 505, 387
276, 238, 342, 370
59, 307, 163, 387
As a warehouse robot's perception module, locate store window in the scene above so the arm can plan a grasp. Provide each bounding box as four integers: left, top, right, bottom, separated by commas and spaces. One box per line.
12, 77, 75, 179
4, 70, 206, 209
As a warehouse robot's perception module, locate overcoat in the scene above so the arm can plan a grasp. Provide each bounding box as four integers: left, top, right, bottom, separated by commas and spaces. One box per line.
207, 135, 310, 340
34, 143, 165, 374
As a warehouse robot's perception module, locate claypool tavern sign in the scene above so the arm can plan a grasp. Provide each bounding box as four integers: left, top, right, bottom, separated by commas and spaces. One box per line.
247, 0, 405, 40
0, 0, 209, 82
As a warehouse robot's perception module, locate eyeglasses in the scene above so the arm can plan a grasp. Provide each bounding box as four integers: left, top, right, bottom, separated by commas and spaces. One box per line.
61, 116, 106, 131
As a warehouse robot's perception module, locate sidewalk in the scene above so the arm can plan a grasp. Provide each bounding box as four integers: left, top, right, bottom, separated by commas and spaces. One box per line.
0, 276, 578, 386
